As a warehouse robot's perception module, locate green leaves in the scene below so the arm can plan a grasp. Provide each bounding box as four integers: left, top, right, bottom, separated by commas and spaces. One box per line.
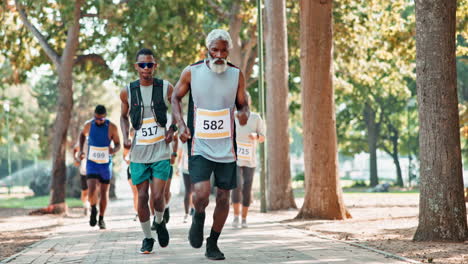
334, 0, 417, 159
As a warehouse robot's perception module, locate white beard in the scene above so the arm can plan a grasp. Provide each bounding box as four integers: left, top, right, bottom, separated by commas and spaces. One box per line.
208, 56, 228, 74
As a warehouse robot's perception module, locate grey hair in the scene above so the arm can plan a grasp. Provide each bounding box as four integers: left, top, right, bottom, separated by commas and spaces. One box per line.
205, 29, 233, 50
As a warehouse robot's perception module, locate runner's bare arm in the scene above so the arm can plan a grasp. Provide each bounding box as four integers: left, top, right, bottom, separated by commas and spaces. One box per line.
120, 87, 132, 149
235, 71, 250, 126
78, 122, 91, 160
110, 123, 121, 155
123, 147, 130, 165
170, 133, 179, 165
167, 82, 174, 105
172, 66, 192, 143
73, 142, 80, 164
165, 82, 176, 144
257, 117, 266, 143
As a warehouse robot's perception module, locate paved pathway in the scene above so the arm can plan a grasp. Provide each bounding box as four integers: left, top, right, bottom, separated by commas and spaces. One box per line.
2, 194, 412, 264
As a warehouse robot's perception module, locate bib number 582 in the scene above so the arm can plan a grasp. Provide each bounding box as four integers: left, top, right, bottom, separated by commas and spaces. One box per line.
203, 120, 224, 130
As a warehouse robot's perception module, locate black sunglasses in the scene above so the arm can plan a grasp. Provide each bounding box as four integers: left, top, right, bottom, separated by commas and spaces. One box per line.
137, 62, 155, 69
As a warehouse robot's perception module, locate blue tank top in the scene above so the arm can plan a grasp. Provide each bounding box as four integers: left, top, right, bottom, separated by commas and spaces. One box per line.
87, 120, 111, 170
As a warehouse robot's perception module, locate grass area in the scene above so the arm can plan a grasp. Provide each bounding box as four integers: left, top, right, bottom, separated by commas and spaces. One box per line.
0, 195, 83, 209
342, 187, 420, 194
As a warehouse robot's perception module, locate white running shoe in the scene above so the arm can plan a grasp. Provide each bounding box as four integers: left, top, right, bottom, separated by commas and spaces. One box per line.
241, 219, 248, 228
232, 216, 240, 228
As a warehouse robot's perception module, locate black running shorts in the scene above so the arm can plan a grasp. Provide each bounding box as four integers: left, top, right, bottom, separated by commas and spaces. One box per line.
189, 155, 237, 190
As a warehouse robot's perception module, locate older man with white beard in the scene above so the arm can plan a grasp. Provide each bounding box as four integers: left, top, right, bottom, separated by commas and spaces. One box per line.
172, 29, 250, 260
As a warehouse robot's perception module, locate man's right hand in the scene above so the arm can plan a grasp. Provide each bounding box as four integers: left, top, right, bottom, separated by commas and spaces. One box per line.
78, 151, 85, 161
123, 138, 132, 149
178, 124, 191, 143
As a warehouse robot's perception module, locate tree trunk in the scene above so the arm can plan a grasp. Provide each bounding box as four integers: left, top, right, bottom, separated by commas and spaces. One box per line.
228, 2, 242, 67
413, 0, 468, 242
364, 103, 379, 186
227, 2, 257, 84
49, 0, 82, 213
49, 70, 74, 209
390, 132, 403, 187
297, 0, 349, 220
264, 0, 296, 210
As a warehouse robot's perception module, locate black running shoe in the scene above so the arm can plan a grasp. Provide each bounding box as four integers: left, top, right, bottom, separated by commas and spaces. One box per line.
189, 212, 205, 248
98, 218, 106, 229
151, 218, 156, 231
89, 206, 97, 227
163, 207, 170, 224
205, 237, 225, 260
155, 220, 169, 247
140, 238, 155, 254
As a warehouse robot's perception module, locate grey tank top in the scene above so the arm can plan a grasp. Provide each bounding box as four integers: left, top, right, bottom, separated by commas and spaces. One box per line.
189, 60, 239, 163
127, 80, 171, 163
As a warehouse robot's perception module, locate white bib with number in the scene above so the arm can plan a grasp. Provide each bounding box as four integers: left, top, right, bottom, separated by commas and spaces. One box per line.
237, 141, 253, 161
135, 117, 165, 145
195, 108, 231, 139
88, 146, 109, 164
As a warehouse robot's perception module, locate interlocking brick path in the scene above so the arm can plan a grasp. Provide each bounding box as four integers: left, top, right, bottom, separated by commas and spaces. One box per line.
1, 192, 413, 264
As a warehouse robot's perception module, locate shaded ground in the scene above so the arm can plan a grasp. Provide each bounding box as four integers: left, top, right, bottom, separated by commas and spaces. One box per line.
286, 193, 468, 264
0, 207, 85, 260
1, 193, 467, 263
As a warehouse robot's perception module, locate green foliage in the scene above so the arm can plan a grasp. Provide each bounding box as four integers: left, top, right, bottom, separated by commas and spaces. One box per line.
293, 171, 304, 182
109, 0, 206, 85
350, 180, 367, 188
334, 0, 417, 162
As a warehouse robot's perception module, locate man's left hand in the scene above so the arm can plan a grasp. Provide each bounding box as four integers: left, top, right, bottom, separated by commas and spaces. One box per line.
165, 130, 174, 144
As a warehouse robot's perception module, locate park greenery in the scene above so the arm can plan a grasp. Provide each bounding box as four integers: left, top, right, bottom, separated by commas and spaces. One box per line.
0, 1, 466, 195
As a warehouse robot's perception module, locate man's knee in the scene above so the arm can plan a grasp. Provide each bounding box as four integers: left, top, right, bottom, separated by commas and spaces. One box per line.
138, 191, 149, 204
216, 190, 230, 206
153, 190, 164, 202
193, 193, 209, 209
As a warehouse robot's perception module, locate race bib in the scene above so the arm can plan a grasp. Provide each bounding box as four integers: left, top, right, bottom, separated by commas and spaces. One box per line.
135, 117, 165, 145
195, 108, 231, 139
237, 141, 253, 161
88, 146, 109, 164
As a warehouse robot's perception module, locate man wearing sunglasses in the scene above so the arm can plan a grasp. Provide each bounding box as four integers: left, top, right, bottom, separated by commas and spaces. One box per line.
120, 48, 177, 254
172, 29, 250, 260
78, 105, 121, 229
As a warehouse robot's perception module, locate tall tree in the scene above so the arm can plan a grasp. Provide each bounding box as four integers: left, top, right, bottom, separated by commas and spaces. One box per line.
296, 0, 349, 219
13, 0, 110, 213
264, 0, 296, 210
413, 0, 468, 241
15, 0, 83, 212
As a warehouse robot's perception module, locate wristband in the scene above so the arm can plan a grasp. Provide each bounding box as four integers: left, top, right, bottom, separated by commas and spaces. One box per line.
169, 124, 178, 132
171, 152, 177, 157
